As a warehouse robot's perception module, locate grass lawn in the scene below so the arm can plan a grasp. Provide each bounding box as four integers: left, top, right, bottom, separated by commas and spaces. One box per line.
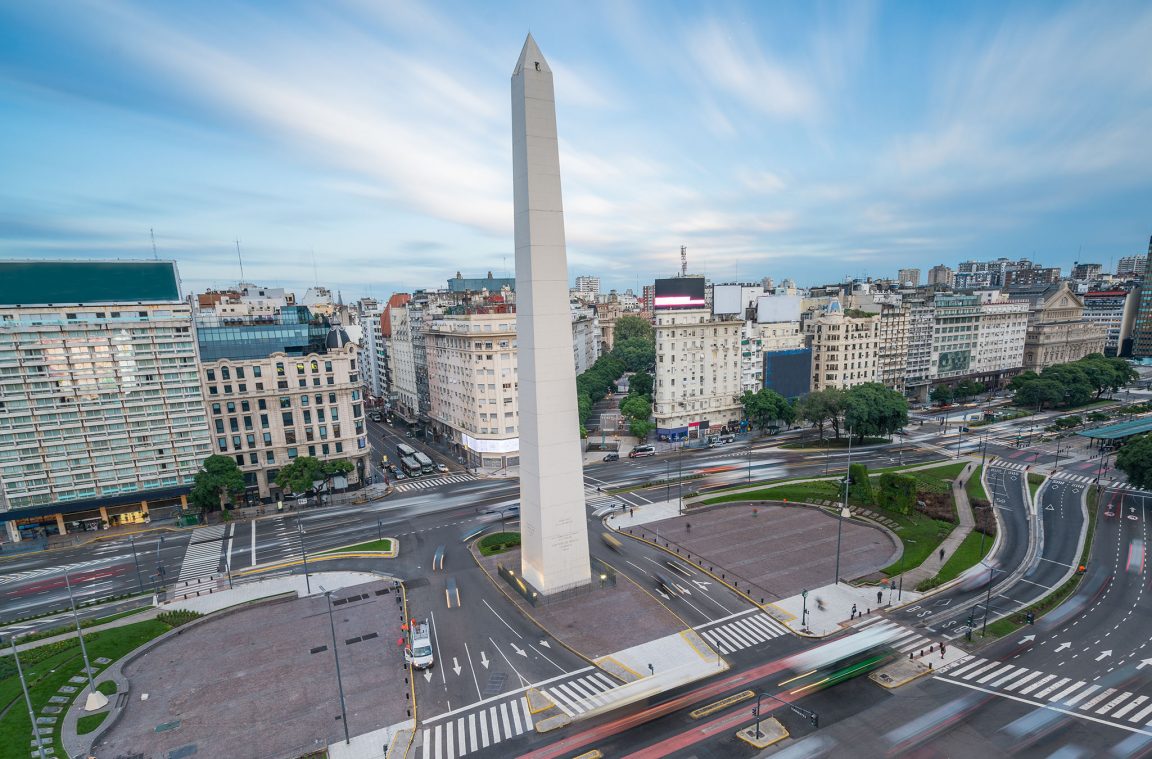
1028, 472, 1045, 501
96, 679, 117, 696
966, 465, 988, 502
879, 514, 955, 576
0, 619, 175, 759
899, 462, 967, 494
321, 538, 395, 554
701, 479, 847, 506
933, 530, 993, 586
76, 711, 108, 735
478, 531, 521, 556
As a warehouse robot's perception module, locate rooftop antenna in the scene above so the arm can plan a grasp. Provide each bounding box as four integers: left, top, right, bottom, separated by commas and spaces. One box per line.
235, 239, 245, 282
150, 228, 158, 260
680, 245, 687, 277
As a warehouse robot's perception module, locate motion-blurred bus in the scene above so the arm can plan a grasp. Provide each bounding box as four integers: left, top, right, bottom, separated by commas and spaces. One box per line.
778, 626, 899, 696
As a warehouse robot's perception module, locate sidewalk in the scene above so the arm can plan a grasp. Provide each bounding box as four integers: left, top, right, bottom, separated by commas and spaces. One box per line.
773, 582, 921, 637
893, 460, 978, 591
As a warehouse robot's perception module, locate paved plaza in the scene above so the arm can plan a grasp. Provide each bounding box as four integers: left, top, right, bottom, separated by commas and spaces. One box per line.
91, 578, 411, 759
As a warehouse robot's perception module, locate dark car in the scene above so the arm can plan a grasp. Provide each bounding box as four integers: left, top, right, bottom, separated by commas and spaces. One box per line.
603, 452, 619, 461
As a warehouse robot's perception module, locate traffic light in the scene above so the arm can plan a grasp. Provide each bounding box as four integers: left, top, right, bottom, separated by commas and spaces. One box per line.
811, 713, 819, 728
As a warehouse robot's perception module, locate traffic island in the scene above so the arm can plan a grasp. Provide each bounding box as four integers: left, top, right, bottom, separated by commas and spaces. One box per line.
737, 716, 788, 748
870, 658, 933, 689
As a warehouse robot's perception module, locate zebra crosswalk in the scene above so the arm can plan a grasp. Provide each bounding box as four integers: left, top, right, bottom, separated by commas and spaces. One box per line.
856, 618, 947, 657
176, 524, 226, 583
394, 474, 476, 492
0, 558, 109, 587
695, 610, 790, 654
417, 669, 622, 759
938, 656, 1152, 729
586, 492, 625, 517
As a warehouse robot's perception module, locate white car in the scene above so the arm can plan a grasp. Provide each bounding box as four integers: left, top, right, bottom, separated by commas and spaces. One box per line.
436, 463, 449, 473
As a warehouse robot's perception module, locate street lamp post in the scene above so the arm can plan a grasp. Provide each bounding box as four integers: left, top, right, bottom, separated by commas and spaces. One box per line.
6, 635, 48, 759
834, 428, 853, 585
296, 519, 312, 595
64, 571, 107, 711
981, 564, 998, 637
322, 590, 351, 745
128, 534, 145, 594
678, 439, 683, 515
1052, 438, 1063, 473
955, 423, 964, 459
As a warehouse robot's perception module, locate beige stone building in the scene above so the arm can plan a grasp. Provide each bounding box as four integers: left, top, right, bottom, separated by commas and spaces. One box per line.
424, 307, 520, 470
653, 309, 742, 439
1010, 282, 1107, 372
808, 302, 881, 392
195, 309, 369, 501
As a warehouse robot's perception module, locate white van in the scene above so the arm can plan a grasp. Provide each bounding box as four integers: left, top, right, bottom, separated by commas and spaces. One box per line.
404, 619, 435, 669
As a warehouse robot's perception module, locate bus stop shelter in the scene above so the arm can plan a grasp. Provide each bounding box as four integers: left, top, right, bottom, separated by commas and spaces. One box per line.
1076, 417, 1152, 449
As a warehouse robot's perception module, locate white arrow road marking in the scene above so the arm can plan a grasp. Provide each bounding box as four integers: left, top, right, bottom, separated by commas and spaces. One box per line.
423, 670, 433, 682
674, 583, 693, 596
480, 651, 490, 669
1097, 650, 1113, 662
1138, 658, 1152, 670
539, 640, 551, 648
692, 579, 713, 591
512, 641, 528, 657
656, 589, 670, 600
1020, 635, 1036, 643
452, 657, 462, 676
1056, 642, 1072, 652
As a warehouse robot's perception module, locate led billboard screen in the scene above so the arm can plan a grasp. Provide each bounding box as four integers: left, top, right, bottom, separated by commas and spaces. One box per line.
654, 277, 706, 309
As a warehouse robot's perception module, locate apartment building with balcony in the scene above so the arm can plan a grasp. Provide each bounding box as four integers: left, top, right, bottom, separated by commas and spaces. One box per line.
653, 309, 742, 440
808, 301, 880, 392
0, 261, 213, 542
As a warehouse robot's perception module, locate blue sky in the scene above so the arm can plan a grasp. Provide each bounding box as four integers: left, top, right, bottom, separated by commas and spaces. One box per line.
1, 1, 1150, 300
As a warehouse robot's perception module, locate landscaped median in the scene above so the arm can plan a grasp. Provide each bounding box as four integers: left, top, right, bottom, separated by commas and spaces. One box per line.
317, 537, 399, 558
0, 610, 201, 759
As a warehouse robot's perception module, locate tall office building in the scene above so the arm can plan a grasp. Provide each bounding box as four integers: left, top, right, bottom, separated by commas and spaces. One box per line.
574, 275, 600, 298
1118, 256, 1147, 278
0, 261, 213, 541
897, 268, 921, 287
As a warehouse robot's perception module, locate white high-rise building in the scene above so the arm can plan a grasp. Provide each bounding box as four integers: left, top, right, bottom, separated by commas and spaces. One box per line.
0, 261, 213, 542
808, 300, 880, 391
653, 310, 742, 439
574, 275, 600, 299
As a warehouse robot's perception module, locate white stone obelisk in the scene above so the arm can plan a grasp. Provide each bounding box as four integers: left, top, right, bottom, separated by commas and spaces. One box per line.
512, 34, 591, 595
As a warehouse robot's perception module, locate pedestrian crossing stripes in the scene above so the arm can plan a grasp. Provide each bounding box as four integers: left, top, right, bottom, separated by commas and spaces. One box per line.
587, 493, 626, 517
176, 524, 226, 583
1052, 473, 1142, 492
857, 619, 947, 657
540, 670, 621, 717
0, 558, 109, 587
695, 611, 789, 654
394, 474, 476, 492
419, 695, 535, 759
939, 656, 1152, 727
994, 462, 1030, 472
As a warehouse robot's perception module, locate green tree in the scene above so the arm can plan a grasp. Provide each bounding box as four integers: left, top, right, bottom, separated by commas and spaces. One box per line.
613, 337, 655, 372
1039, 363, 1093, 406
628, 370, 653, 398
276, 456, 324, 495
877, 472, 917, 514
739, 388, 794, 431
629, 418, 655, 441
1117, 434, 1152, 490
619, 394, 653, 442
189, 455, 246, 512
930, 385, 954, 406
613, 315, 654, 345
1014, 377, 1064, 409
843, 383, 909, 442
797, 388, 845, 439
848, 463, 873, 504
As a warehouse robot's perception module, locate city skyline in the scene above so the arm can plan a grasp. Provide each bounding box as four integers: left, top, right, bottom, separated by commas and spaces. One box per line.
2, 1, 1151, 298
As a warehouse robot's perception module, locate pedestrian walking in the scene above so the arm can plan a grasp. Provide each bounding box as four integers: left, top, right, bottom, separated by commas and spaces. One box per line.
877, 590, 883, 604
940, 643, 946, 659
851, 603, 857, 616
685, 522, 691, 532
939, 547, 945, 562
629, 507, 634, 517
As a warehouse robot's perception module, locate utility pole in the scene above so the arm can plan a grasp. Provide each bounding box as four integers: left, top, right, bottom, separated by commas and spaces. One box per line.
834, 427, 853, 585
6, 635, 48, 759
64, 571, 107, 711
323, 590, 351, 744
296, 519, 312, 595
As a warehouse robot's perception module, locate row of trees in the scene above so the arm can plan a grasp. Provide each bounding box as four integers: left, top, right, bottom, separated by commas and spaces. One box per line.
190, 454, 355, 512
1010, 354, 1137, 410
576, 315, 656, 437
737, 383, 909, 443
930, 379, 986, 406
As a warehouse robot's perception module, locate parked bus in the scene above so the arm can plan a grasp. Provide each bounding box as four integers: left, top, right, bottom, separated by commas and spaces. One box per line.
400, 455, 422, 476
413, 451, 436, 475
397, 443, 416, 459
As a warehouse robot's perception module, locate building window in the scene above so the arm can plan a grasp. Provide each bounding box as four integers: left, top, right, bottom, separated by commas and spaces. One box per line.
229, 418, 239, 432
236, 367, 245, 379
308, 446, 316, 457
263, 432, 272, 445
206, 369, 216, 381
246, 434, 256, 449
328, 393, 337, 404
301, 395, 309, 406
282, 412, 293, 426
327, 376, 334, 385
244, 416, 253, 431
221, 366, 231, 380
258, 399, 267, 410
325, 361, 333, 372
226, 401, 236, 413
215, 420, 224, 433
315, 394, 323, 405
232, 435, 242, 449
211, 403, 221, 414
296, 362, 305, 376
311, 360, 319, 372
335, 442, 343, 453
287, 447, 298, 459
209, 386, 219, 395
249, 453, 259, 465
218, 437, 227, 451
241, 400, 251, 412
280, 397, 291, 409
303, 410, 312, 424
322, 443, 330, 455
266, 450, 275, 463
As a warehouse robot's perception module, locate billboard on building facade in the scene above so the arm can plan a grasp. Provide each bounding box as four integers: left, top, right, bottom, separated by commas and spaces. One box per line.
938, 350, 972, 374
712, 284, 744, 315
763, 348, 812, 399
654, 277, 707, 309
756, 294, 802, 324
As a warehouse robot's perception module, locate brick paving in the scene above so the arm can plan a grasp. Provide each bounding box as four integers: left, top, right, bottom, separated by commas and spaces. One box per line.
475, 548, 685, 660
91, 580, 411, 759
628, 503, 900, 603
